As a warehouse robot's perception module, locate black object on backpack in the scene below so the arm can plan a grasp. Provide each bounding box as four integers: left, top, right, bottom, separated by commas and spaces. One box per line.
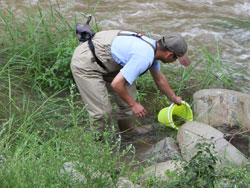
76, 16, 106, 70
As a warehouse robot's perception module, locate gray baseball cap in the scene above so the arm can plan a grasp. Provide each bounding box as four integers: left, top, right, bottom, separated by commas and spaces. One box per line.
159, 34, 191, 66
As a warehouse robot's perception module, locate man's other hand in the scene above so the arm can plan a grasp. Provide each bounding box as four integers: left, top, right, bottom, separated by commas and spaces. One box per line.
130, 102, 147, 118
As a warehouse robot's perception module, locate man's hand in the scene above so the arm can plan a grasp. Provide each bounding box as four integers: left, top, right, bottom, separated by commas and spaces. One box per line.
130, 102, 147, 118
111, 72, 147, 118
170, 95, 182, 105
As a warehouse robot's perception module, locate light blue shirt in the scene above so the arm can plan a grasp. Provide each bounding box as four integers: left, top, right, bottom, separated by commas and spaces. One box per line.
111, 31, 160, 85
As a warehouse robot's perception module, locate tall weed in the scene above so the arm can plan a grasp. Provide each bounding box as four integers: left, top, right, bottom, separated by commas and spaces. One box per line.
0, 81, 132, 187
0, 2, 99, 91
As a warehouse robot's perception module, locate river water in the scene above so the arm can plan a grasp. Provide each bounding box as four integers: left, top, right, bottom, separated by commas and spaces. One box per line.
1, 0, 250, 93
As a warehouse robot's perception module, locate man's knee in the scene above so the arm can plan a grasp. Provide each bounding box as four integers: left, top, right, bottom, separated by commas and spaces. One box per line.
90, 105, 112, 123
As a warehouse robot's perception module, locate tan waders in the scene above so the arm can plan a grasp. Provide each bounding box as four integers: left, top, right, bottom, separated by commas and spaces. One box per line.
71, 30, 135, 133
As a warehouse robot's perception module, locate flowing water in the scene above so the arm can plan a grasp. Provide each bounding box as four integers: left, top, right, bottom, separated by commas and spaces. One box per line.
1, 0, 250, 93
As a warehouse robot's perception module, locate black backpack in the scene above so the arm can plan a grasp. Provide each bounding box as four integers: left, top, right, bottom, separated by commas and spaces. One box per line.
75, 16, 156, 72
76, 16, 95, 42
76, 16, 106, 70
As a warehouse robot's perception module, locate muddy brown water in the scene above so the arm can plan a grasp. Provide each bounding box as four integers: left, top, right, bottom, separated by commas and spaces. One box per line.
0, 0, 249, 162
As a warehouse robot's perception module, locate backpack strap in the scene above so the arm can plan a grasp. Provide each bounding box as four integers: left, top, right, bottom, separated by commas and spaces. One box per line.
117, 32, 156, 54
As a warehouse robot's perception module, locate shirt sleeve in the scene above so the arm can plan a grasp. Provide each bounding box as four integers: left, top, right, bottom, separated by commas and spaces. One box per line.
150, 60, 160, 71
120, 54, 152, 85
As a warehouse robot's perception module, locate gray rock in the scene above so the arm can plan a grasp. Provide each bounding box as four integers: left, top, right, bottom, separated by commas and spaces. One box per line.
61, 162, 140, 187
132, 124, 154, 136
215, 178, 231, 188
142, 160, 182, 182
60, 162, 85, 182
146, 137, 180, 163
193, 89, 250, 129
177, 121, 248, 166
117, 177, 140, 188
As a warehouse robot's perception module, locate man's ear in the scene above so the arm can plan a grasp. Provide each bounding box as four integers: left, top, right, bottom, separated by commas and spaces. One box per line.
164, 51, 173, 58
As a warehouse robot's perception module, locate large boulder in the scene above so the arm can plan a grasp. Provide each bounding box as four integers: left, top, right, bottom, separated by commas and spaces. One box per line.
193, 89, 250, 129
177, 121, 248, 166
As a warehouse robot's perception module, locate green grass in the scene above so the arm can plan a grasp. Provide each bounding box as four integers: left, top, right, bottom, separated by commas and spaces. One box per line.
0, 0, 100, 91
0, 1, 248, 187
0, 3, 134, 187
0, 82, 134, 187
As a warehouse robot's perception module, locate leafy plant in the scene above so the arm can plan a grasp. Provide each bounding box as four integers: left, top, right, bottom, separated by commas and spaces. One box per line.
164, 142, 219, 188
0, 80, 134, 188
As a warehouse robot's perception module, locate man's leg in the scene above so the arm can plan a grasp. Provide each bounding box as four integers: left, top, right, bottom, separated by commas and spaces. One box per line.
71, 46, 112, 132
106, 80, 137, 133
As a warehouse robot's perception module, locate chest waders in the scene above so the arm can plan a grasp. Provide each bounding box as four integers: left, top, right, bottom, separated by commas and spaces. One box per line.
74, 21, 156, 133
71, 30, 137, 133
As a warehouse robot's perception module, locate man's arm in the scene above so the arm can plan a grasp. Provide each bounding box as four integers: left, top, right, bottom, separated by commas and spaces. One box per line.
111, 72, 147, 117
150, 69, 182, 105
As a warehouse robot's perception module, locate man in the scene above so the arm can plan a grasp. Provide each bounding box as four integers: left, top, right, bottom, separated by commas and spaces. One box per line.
71, 30, 190, 134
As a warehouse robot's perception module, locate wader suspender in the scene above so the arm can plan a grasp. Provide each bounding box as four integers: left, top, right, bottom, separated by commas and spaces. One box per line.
117, 32, 156, 53
117, 32, 157, 76
89, 32, 156, 70
88, 38, 107, 70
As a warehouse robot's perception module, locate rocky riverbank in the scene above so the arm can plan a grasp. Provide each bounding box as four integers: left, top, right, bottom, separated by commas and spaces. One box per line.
61, 89, 249, 187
